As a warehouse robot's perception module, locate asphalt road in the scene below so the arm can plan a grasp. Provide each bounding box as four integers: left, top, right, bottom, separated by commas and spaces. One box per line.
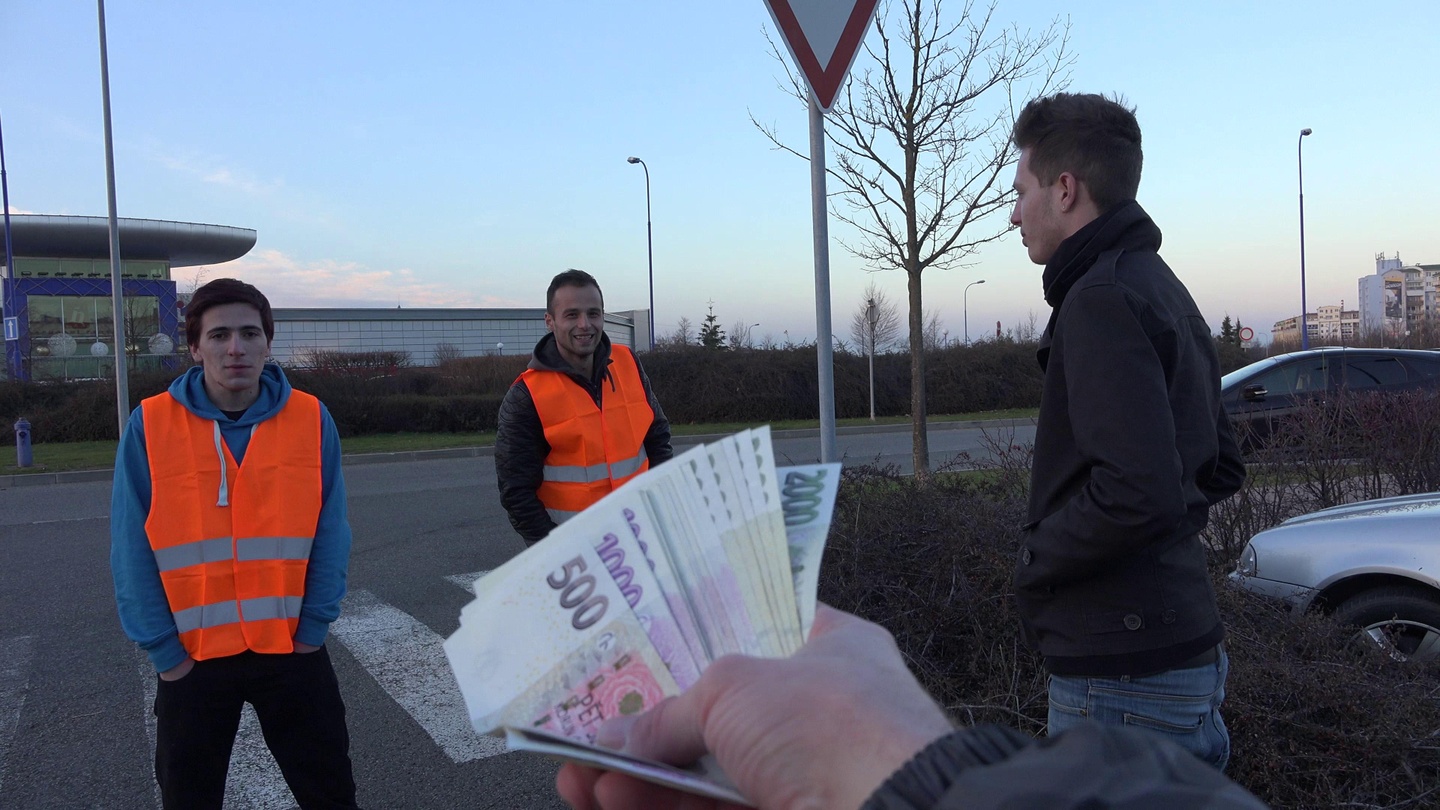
0, 420, 1033, 809
750, 419, 1036, 474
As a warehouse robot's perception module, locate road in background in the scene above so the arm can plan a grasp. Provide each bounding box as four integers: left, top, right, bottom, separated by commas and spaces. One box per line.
679, 419, 1037, 475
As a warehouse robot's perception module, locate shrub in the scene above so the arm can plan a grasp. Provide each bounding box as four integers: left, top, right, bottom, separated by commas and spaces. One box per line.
821, 464, 1440, 808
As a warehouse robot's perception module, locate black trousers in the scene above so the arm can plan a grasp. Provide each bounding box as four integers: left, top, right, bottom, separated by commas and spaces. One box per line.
153, 645, 358, 809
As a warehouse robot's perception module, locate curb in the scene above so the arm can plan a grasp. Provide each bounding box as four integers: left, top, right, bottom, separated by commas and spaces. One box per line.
0, 416, 1035, 489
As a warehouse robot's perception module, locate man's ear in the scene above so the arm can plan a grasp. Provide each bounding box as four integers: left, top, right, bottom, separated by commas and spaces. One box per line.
1056, 171, 1083, 214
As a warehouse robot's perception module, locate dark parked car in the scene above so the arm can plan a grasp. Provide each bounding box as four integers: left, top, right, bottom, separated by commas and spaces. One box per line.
1220, 347, 1440, 448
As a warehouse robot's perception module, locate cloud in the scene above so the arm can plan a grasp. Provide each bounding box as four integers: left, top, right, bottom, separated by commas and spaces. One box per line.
148, 147, 283, 196
173, 249, 523, 309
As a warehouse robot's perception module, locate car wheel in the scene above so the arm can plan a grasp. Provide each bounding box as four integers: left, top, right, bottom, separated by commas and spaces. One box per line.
1331, 586, 1440, 663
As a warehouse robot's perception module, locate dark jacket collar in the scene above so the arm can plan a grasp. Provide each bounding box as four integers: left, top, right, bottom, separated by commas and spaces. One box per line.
528, 331, 613, 388
1041, 200, 1162, 308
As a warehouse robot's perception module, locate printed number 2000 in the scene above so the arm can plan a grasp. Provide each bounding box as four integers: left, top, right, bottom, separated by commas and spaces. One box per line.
547, 556, 610, 630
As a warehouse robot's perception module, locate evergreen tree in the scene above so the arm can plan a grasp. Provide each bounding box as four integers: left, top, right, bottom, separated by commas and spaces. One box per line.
1220, 315, 1235, 344
699, 302, 727, 350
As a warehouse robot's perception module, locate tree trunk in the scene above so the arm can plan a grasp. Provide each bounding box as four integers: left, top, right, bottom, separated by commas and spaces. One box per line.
908, 266, 929, 478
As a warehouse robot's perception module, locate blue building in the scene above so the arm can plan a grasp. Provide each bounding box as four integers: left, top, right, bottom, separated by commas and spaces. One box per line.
1, 214, 255, 381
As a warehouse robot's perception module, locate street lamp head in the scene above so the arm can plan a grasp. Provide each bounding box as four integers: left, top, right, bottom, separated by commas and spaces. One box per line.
1300, 128, 1312, 137
977, 279, 987, 285
627, 156, 641, 164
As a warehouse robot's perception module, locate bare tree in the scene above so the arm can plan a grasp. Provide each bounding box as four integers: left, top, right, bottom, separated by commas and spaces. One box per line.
656, 316, 695, 350
728, 320, 761, 350
849, 280, 904, 355
756, 0, 1070, 475
433, 342, 463, 365
1005, 310, 1042, 343
922, 308, 950, 351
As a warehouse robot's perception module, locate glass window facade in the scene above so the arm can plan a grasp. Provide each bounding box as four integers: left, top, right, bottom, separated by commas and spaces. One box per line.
14, 257, 169, 280
25, 294, 175, 380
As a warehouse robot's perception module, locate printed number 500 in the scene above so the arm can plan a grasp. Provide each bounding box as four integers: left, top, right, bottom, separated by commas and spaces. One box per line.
547, 556, 610, 630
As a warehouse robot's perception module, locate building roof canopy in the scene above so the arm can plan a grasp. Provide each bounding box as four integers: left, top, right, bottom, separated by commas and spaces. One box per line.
8, 214, 256, 267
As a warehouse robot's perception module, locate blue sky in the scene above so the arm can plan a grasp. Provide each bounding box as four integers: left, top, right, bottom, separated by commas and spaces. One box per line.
3, 1, 1437, 346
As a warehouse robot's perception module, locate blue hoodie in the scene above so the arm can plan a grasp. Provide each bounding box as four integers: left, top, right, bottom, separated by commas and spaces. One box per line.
110, 363, 352, 672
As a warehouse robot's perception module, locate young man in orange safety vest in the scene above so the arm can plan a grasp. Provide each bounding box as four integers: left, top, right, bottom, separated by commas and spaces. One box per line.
110, 278, 358, 809
496, 268, 673, 544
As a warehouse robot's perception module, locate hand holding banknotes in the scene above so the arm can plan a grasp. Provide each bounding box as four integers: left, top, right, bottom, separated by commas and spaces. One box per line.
555, 604, 956, 810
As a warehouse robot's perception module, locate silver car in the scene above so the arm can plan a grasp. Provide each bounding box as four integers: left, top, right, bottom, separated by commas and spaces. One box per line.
1231, 492, 1440, 662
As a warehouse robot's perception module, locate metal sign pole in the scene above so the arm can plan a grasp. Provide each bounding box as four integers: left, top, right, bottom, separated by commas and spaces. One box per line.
1, 112, 16, 380
809, 94, 837, 463
98, 0, 130, 435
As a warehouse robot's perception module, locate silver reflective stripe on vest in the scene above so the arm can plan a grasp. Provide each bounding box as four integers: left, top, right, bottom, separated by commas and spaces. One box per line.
171, 596, 303, 634
609, 448, 648, 480
236, 536, 314, 562
154, 536, 235, 572
543, 448, 648, 484
543, 461, 610, 484
239, 595, 304, 622
154, 535, 312, 572
546, 508, 579, 524
173, 601, 241, 634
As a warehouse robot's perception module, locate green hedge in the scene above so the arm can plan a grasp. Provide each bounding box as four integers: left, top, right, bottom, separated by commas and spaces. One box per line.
0, 342, 1043, 443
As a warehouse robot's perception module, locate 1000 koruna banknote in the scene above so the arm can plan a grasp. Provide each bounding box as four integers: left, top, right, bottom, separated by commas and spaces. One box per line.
444, 428, 841, 804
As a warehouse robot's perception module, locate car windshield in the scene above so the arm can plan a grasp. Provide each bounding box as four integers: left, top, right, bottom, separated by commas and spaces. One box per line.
1221, 356, 1282, 391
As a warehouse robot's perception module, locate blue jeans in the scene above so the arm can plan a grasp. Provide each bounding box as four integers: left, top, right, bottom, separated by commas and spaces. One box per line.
1046, 646, 1230, 772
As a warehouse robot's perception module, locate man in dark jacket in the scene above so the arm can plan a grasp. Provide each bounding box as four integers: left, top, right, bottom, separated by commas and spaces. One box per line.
1008, 93, 1246, 769
496, 269, 673, 544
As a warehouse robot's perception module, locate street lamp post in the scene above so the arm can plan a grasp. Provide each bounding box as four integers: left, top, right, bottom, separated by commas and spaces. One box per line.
867, 298, 877, 421
626, 157, 655, 350
963, 279, 986, 346
1298, 127, 1312, 351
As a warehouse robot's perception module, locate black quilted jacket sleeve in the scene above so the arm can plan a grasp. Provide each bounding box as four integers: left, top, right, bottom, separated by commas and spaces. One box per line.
864, 723, 1266, 810
494, 379, 555, 545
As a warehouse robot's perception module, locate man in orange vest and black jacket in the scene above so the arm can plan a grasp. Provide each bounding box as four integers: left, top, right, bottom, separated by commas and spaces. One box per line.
111, 279, 358, 809
496, 269, 673, 544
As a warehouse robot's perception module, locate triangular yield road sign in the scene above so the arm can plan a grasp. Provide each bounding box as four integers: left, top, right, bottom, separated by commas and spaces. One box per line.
763, 0, 880, 112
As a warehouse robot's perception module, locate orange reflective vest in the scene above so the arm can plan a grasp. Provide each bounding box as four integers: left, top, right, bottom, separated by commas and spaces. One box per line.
523, 345, 654, 523
141, 390, 323, 660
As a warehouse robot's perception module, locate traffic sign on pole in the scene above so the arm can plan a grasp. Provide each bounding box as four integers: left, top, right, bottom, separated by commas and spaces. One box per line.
759, 0, 880, 463
763, 0, 880, 111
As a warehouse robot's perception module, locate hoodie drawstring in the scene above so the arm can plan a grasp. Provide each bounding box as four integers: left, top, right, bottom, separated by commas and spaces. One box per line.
212, 422, 229, 507
212, 421, 258, 507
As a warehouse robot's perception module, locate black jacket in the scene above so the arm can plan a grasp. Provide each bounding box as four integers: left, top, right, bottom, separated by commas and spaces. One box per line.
864, 722, 1266, 809
494, 332, 673, 544
1016, 201, 1246, 676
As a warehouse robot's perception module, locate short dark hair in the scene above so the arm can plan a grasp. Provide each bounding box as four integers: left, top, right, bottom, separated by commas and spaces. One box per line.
185, 278, 274, 348
1012, 93, 1143, 211
546, 269, 604, 313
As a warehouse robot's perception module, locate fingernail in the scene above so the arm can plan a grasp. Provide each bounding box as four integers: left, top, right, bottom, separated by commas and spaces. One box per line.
595, 715, 637, 750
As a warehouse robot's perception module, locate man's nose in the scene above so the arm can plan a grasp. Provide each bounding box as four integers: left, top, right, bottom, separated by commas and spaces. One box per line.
1009, 204, 1021, 227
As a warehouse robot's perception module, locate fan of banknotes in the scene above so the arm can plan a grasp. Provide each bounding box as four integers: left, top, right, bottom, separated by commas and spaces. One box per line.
443, 426, 841, 805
